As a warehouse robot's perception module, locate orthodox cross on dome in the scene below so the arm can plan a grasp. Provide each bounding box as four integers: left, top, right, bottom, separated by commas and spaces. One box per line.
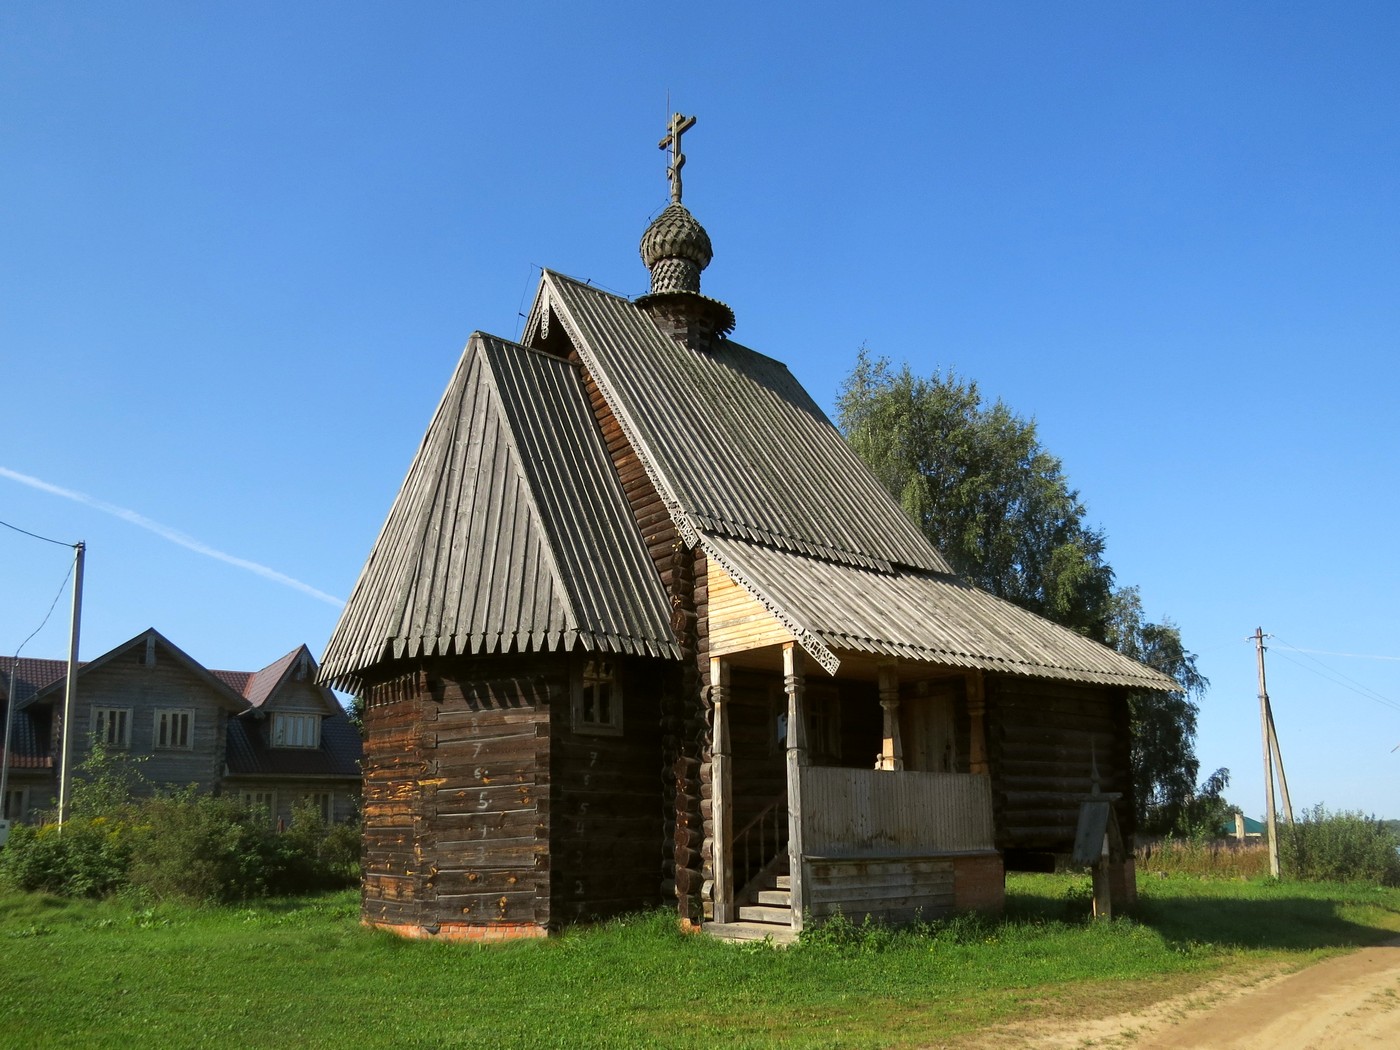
659, 112, 697, 204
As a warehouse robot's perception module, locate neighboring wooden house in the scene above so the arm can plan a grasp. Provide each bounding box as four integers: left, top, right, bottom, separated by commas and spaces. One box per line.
0, 629, 361, 825
320, 117, 1177, 942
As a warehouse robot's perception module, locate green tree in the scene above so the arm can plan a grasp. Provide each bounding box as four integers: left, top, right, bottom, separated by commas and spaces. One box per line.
1106, 586, 1212, 834
838, 350, 1114, 636
838, 350, 1212, 834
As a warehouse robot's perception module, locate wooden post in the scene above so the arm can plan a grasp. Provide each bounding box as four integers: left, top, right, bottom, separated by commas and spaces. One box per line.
783, 642, 807, 932
965, 671, 988, 775
1255, 627, 1280, 878
710, 656, 734, 923
56, 542, 85, 828
877, 663, 903, 771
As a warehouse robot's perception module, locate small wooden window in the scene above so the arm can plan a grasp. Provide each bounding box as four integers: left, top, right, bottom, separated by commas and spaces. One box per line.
154, 709, 194, 750
573, 659, 622, 735
302, 791, 333, 824
91, 707, 132, 748
272, 713, 321, 749
242, 791, 276, 825
3, 787, 28, 822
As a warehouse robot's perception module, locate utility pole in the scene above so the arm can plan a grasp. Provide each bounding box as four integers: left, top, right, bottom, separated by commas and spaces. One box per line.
1255, 627, 1280, 877
56, 542, 85, 827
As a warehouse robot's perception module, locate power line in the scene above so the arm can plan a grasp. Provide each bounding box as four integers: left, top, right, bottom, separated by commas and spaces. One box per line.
10, 557, 75, 660
1268, 634, 1400, 716
1273, 643, 1400, 663
0, 517, 76, 548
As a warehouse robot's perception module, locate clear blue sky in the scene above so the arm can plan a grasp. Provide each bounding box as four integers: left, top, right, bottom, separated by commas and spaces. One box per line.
4, 2, 1398, 819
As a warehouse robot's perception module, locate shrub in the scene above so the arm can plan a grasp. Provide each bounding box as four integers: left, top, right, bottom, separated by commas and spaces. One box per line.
1280, 805, 1400, 886
1135, 837, 1271, 879
126, 793, 284, 903
0, 817, 132, 898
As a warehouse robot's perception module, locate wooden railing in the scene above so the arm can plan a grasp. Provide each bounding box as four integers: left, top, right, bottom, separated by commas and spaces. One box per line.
799, 767, 993, 856
733, 793, 787, 896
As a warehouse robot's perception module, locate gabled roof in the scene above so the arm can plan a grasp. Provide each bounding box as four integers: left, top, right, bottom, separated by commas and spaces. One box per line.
534, 273, 1178, 691
24, 628, 249, 712
0, 656, 67, 708
320, 332, 681, 686
530, 271, 949, 574
234, 645, 337, 712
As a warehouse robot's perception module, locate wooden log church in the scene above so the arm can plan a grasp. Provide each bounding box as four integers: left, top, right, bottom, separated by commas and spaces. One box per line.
320, 115, 1177, 941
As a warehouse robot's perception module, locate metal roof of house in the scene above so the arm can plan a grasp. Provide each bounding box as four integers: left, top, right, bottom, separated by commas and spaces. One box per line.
320, 265, 1180, 694
224, 712, 362, 778
534, 272, 1176, 691
320, 333, 681, 686
705, 534, 1177, 688
533, 271, 950, 575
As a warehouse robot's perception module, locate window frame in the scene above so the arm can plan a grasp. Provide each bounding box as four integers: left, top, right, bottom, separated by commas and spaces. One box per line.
271, 712, 322, 749
571, 657, 623, 736
3, 786, 28, 822
91, 706, 132, 748
153, 708, 195, 750
242, 790, 277, 825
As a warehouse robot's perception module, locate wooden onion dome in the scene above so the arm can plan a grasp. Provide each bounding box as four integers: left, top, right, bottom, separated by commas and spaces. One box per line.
636, 113, 735, 348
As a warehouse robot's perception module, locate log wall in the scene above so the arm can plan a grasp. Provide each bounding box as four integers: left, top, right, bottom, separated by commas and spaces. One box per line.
572, 350, 705, 923
549, 659, 669, 924
985, 676, 1134, 856
361, 655, 559, 933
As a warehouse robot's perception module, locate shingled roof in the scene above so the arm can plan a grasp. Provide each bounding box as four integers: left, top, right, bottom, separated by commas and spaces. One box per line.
320, 333, 682, 686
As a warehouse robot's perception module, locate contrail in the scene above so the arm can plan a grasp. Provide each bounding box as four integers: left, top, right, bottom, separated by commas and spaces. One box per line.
0, 466, 344, 607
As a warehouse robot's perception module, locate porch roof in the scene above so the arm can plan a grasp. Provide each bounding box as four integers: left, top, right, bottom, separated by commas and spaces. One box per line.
705, 534, 1180, 691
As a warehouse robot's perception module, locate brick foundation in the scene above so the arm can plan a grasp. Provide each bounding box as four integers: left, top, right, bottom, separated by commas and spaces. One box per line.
366, 920, 549, 943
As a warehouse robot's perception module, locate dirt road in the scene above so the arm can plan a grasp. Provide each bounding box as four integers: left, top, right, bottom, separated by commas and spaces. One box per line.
968, 938, 1400, 1049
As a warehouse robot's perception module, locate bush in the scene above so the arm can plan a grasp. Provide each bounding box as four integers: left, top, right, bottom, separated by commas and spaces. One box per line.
0, 817, 132, 898
1280, 805, 1400, 885
126, 793, 286, 903
0, 743, 363, 902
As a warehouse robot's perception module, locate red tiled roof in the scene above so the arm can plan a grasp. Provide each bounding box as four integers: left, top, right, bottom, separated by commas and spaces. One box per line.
0, 656, 73, 706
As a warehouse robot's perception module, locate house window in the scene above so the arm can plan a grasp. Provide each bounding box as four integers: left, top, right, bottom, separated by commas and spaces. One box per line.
3, 787, 27, 822
302, 791, 334, 824
91, 707, 132, 748
573, 659, 621, 735
272, 712, 321, 748
154, 709, 194, 749
242, 791, 276, 824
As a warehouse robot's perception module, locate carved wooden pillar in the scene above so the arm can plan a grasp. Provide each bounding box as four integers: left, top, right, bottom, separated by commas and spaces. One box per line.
709, 656, 734, 923
877, 663, 903, 771
783, 642, 807, 931
966, 671, 989, 775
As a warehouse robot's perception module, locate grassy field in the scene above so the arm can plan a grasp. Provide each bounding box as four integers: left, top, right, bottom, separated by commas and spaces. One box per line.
3, 874, 1399, 1050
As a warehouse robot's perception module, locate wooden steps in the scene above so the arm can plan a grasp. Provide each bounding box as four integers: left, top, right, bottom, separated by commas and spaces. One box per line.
706, 870, 795, 945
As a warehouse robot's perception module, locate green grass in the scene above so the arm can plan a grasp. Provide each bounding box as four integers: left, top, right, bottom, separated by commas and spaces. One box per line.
3, 875, 1400, 1049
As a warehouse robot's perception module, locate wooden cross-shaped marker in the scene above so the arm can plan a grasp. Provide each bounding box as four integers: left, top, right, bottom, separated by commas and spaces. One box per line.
659, 112, 697, 204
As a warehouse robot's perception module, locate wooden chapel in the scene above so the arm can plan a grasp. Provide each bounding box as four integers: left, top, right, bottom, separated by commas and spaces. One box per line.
320, 115, 1177, 941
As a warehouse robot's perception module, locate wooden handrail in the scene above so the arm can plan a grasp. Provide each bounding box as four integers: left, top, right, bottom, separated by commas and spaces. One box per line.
734, 792, 788, 898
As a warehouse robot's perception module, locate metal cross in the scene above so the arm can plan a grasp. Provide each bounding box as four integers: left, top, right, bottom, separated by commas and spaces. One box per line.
658, 112, 697, 204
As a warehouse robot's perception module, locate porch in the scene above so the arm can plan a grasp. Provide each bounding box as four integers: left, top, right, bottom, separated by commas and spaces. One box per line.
702, 643, 1004, 942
